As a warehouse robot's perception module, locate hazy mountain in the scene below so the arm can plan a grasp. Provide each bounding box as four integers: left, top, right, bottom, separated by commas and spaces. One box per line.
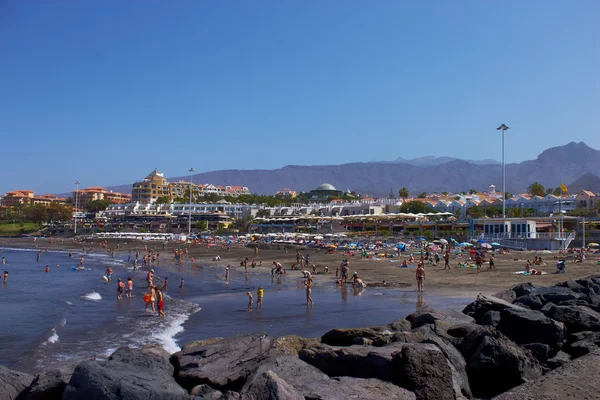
568, 173, 600, 194
393, 155, 500, 166
103, 142, 600, 197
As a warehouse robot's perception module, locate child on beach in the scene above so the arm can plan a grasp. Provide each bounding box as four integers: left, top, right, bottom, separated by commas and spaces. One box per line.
257, 287, 264, 309
247, 291, 253, 311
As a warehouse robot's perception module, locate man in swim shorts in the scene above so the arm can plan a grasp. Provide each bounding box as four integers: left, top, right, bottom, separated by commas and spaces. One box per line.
126, 277, 133, 298
117, 278, 124, 300
105, 266, 113, 281
3, 270, 8, 283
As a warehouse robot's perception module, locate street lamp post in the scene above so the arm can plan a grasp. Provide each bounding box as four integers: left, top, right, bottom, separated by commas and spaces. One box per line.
497, 124, 509, 220
188, 168, 195, 236
74, 181, 80, 234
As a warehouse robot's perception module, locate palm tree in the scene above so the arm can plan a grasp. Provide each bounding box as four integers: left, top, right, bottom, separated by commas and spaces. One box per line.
527, 182, 545, 197
398, 187, 409, 202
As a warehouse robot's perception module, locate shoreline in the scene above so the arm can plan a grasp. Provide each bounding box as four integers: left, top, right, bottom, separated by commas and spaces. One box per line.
5, 274, 600, 399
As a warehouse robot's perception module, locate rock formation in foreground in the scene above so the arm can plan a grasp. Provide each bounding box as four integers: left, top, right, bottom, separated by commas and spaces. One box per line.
6, 275, 600, 399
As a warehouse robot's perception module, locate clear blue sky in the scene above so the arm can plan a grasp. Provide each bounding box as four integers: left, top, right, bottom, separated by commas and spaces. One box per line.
1, 1, 598, 194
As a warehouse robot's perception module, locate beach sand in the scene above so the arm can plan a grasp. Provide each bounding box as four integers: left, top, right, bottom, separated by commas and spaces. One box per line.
2, 237, 599, 298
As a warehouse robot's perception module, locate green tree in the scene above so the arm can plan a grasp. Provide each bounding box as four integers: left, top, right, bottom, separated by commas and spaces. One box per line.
504, 192, 512, 200
398, 201, 431, 214
552, 188, 562, 196
255, 209, 270, 218
398, 187, 409, 201
545, 188, 554, 195
441, 192, 448, 196
195, 220, 208, 230
416, 192, 427, 199
155, 196, 171, 205
527, 182, 545, 197
468, 189, 477, 195
466, 206, 484, 218
388, 188, 394, 199
85, 199, 114, 212
47, 203, 73, 222
26, 205, 48, 224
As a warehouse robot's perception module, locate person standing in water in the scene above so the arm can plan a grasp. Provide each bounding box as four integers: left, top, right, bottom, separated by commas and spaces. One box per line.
126, 277, 133, 298
3, 271, 8, 283
225, 266, 229, 282
162, 277, 168, 292
117, 278, 124, 300
257, 287, 264, 309
179, 278, 185, 292
305, 277, 314, 306
247, 291, 253, 311
45, 265, 49, 273
155, 287, 165, 317
416, 263, 425, 292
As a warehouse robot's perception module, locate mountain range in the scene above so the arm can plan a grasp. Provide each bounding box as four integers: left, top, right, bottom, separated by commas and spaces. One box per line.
104, 142, 600, 197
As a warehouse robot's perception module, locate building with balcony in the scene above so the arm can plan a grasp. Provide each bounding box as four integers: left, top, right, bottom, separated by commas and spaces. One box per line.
1, 190, 67, 207
72, 187, 131, 210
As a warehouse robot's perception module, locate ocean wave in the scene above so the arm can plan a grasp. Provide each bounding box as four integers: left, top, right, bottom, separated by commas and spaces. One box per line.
46, 330, 59, 344
151, 309, 198, 354
82, 292, 102, 301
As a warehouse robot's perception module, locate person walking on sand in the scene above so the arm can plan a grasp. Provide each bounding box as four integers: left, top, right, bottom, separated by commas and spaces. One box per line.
305, 277, 315, 306
247, 291, 253, 311
488, 255, 496, 271
257, 287, 264, 309
416, 264, 425, 292
155, 287, 165, 317
443, 252, 450, 270
117, 278, 124, 300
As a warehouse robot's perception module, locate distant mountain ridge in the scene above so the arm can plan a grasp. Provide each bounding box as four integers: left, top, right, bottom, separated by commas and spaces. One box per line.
392, 155, 500, 166
102, 141, 600, 197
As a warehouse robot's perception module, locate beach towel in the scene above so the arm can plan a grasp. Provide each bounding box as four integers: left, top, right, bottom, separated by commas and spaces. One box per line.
396, 265, 415, 269
513, 271, 548, 275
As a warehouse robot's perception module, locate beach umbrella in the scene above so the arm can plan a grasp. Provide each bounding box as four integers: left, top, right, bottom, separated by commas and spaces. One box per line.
588, 243, 599, 247
481, 243, 492, 249
491, 242, 501, 246
477, 239, 486, 243
419, 237, 425, 241
439, 238, 448, 244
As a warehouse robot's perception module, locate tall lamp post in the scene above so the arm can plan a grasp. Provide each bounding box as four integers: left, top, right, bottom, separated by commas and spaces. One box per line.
497, 124, 509, 219
74, 181, 80, 234
188, 168, 195, 236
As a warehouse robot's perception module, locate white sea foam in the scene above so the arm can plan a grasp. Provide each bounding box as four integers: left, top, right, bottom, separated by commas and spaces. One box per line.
82, 292, 102, 301
47, 330, 59, 344
151, 307, 201, 354
65, 301, 73, 305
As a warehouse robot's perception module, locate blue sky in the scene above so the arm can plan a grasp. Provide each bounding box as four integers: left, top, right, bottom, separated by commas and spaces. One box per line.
1, 1, 598, 194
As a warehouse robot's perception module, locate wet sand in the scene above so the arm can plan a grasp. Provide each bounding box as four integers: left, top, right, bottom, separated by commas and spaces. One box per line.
2, 237, 599, 298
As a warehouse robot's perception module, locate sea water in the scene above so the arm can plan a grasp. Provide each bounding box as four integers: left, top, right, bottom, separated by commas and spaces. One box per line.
0, 247, 471, 374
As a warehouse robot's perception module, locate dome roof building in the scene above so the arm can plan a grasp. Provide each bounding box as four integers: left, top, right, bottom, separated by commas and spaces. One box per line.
309, 183, 343, 201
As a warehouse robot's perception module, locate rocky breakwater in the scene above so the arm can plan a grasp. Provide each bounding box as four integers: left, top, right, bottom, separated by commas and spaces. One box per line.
5, 276, 600, 399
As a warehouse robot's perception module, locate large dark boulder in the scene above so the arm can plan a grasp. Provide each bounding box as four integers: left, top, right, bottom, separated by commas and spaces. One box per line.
541, 304, 600, 333
423, 336, 472, 399
241, 356, 416, 400
22, 365, 75, 400
0, 366, 33, 400
63, 346, 187, 400
497, 308, 565, 352
564, 332, 600, 358
467, 335, 542, 398
171, 332, 275, 391
511, 282, 541, 297
546, 351, 572, 370
447, 323, 494, 361
493, 349, 600, 400
392, 343, 455, 400
298, 343, 402, 382
463, 295, 528, 324
522, 343, 551, 364
531, 286, 586, 304
241, 370, 304, 400
405, 307, 474, 330
513, 294, 544, 310
387, 318, 412, 332
268, 335, 320, 357
481, 310, 501, 327
556, 279, 587, 293
321, 326, 393, 347
190, 384, 222, 399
